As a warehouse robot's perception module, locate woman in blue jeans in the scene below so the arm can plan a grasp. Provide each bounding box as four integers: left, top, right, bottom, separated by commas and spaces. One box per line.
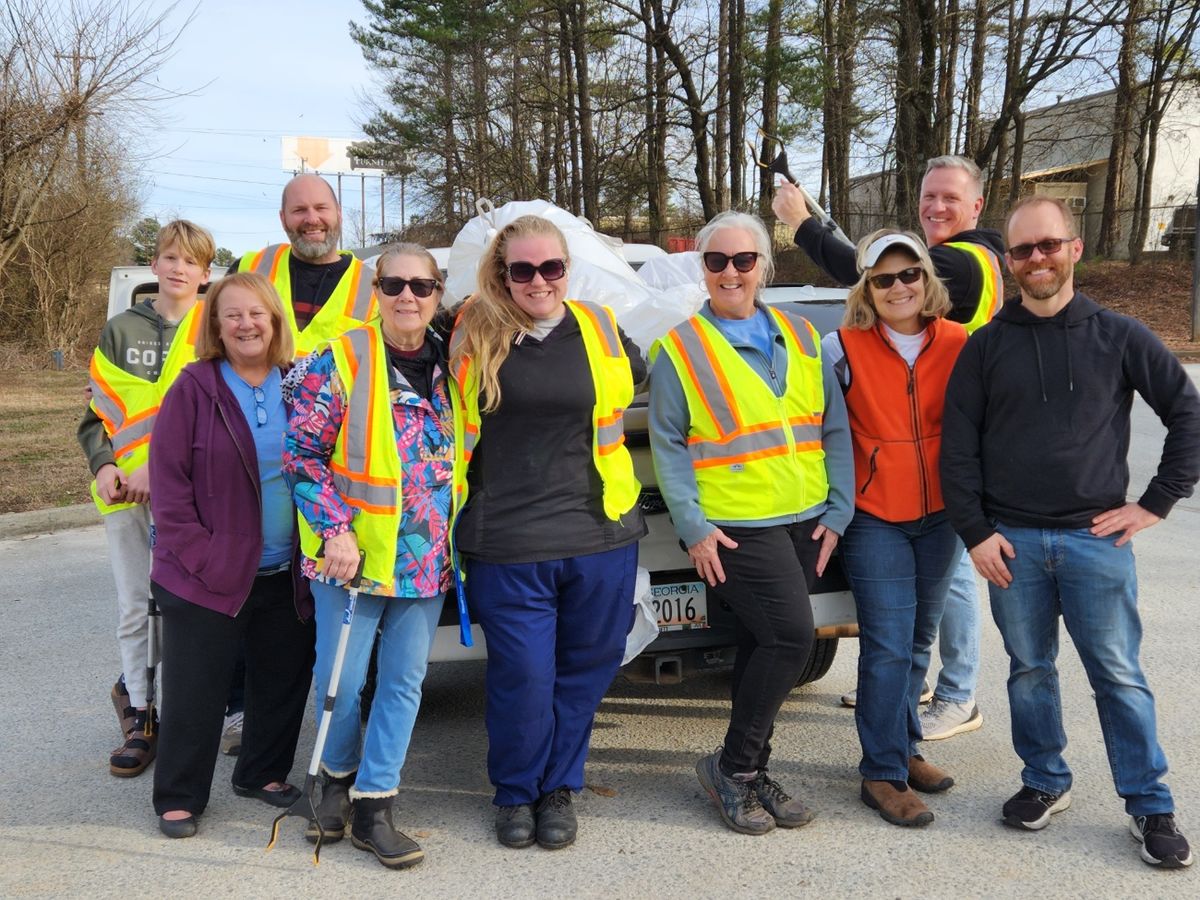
825, 230, 966, 826
283, 244, 453, 870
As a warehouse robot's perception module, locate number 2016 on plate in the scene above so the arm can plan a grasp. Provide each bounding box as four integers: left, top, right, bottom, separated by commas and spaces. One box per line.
651, 581, 708, 631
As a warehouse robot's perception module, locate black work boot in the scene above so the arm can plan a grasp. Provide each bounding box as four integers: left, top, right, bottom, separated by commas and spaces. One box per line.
305, 772, 356, 844
495, 803, 536, 848
535, 788, 578, 850
350, 796, 425, 869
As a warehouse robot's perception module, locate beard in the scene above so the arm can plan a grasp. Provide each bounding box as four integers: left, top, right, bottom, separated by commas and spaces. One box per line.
1015, 256, 1072, 301
286, 221, 341, 262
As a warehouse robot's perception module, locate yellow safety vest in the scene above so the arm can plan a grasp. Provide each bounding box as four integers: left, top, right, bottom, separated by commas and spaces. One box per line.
650, 308, 828, 520
944, 240, 1004, 334
237, 244, 378, 357
449, 300, 641, 542
87, 301, 205, 514
297, 320, 404, 587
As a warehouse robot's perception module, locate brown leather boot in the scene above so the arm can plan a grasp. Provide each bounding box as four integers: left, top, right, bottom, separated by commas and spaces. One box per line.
907, 755, 955, 793
861, 779, 934, 827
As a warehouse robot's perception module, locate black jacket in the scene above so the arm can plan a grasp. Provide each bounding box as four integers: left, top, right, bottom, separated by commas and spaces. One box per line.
940, 291, 1200, 548
795, 219, 1006, 325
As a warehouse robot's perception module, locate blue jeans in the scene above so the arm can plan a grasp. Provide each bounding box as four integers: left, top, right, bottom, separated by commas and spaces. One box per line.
933, 549, 981, 703
989, 524, 1173, 816
842, 510, 961, 781
311, 581, 444, 797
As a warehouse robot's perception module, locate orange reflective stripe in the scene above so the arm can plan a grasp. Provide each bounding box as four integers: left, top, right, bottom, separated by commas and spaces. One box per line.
667, 327, 738, 437
572, 301, 618, 356
691, 321, 743, 431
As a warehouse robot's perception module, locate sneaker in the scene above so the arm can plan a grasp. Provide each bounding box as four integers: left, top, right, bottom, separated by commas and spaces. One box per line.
1002, 786, 1071, 830
841, 680, 934, 709
695, 750, 775, 835
1130, 813, 1193, 868
221, 711, 244, 756
919, 697, 983, 740
752, 772, 814, 828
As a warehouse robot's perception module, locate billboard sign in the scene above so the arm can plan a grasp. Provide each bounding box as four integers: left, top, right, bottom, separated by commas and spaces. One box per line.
281, 136, 383, 175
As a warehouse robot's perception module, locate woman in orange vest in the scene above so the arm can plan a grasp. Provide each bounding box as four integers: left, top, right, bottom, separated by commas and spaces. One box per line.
824, 230, 967, 827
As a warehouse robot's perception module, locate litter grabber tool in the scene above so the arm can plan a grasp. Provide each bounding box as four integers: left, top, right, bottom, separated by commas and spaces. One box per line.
144, 522, 160, 735
267, 549, 367, 865
750, 128, 852, 245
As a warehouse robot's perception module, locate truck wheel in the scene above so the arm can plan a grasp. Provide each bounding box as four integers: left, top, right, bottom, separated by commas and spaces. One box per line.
796, 637, 838, 686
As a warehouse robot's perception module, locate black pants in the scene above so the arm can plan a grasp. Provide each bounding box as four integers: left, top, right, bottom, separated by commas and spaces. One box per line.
711, 519, 819, 774
151, 571, 315, 816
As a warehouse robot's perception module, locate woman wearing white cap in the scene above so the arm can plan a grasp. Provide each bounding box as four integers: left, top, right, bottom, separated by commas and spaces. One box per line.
825, 229, 967, 827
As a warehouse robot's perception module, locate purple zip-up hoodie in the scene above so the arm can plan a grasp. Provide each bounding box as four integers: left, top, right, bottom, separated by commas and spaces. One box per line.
149, 358, 312, 619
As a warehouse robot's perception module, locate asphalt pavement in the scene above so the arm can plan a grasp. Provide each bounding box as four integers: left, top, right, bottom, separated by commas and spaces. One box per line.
1, 368, 1197, 898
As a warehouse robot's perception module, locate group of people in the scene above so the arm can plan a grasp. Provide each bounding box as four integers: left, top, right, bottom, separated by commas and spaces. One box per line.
78, 157, 1199, 871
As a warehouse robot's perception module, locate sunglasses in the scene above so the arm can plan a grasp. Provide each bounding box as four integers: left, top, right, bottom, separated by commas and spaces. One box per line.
702, 251, 760, 274
377, 276, 440, 298
868, 267, 924, 290
1007, 237, 1072, 260
506, 259, 567, 283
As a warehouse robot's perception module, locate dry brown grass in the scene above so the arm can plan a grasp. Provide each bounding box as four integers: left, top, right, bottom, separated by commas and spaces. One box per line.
0, 369, 93, 513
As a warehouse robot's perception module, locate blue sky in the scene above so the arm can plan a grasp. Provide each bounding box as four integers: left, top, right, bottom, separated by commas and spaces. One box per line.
132, 1, 381, 255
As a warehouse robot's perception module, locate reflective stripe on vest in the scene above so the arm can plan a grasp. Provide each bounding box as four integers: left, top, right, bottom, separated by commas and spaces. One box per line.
239, 244, 378, 357
944, 240, 1003, 334
449, 299, 641, 539
87, 302, 204, 514
650, 307, 828, 520
297, 321, 402, 586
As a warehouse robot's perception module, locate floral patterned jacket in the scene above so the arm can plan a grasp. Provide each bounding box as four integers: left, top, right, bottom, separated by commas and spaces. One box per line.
282, 341, 454, 599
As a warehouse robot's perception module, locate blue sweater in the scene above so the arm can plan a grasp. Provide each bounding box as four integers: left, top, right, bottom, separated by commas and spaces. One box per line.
648, 300, 855, 547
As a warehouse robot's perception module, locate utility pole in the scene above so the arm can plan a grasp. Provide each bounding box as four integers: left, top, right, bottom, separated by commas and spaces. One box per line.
1191, 161, 1199, 342
380, 174, 385, 236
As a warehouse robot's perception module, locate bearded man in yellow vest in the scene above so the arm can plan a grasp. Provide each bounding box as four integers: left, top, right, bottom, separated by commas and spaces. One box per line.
232, 173, 378, 357
78, 220, 215, 779
773, 155, 1002, 741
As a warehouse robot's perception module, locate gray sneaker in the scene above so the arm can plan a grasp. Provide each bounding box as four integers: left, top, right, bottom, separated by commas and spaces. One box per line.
919, 697, 983, 740
695, 751, 775, 835
752, 772, 814, 828
841, 680, 934, 709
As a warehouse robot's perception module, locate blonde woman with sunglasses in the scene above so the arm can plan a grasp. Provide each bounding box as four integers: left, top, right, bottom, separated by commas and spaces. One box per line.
824, 229, 967, 827
282, 244, 453, 870
648, 211, 854, 835
449, 215, 646, 851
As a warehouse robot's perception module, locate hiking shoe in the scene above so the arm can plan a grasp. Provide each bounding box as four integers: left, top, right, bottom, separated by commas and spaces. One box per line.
350, 797, 424, 869
1130, 813, 1193, 868
495, 803, 536, 849
907, 755, 954, 793
110, 708, 157, 777
752, 772, 814, 828
221, 711, 244, 756
841, 680, 933, 708
919, 697, 983, 740
536, 788, 578, 850
305, 772, 355, 844
695, 750, 775, 835
1002, 786, 1071, 830
861, 779, 934, 827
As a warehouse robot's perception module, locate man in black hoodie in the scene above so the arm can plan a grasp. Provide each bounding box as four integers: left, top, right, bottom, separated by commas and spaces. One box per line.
941, 195, 1200, 868
774, 155, 1003, 740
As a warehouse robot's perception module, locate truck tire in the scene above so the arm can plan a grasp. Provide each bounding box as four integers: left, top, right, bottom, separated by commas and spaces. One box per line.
796, 637, 838, 686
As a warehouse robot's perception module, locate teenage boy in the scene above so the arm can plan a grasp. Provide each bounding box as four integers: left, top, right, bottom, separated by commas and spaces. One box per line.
79, 220, 215, 777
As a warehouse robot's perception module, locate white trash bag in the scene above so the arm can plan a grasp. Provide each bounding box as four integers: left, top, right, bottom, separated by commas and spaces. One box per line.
623, 566, 659, 665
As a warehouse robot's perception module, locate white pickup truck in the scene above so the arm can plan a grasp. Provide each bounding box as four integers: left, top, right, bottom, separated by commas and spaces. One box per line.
106, 250, 858, 687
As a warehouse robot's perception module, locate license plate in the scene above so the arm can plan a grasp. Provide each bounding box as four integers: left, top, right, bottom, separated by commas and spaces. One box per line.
651, 580, 709, 631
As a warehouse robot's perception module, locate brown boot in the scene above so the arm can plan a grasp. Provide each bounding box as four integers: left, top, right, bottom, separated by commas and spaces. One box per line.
861, 779, 934, 827
907, 755, 954, 793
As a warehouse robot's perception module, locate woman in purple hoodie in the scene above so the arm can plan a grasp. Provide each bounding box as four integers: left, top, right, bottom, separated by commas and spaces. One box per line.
149, 272, 314, 839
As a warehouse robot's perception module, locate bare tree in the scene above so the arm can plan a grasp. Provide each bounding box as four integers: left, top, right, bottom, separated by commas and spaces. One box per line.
1096, 0, 1144, 257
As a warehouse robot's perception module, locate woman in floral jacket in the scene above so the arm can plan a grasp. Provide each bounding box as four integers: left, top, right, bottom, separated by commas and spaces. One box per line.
282, 244, 452, 871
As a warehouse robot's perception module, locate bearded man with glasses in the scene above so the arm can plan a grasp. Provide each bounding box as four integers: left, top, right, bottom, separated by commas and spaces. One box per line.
940, 195, 1200, 868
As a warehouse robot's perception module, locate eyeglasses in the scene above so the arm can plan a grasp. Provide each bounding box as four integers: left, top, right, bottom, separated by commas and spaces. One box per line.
377, 276, 440, 298
506, 259, 567, 283
1007, 237, 1073, 260
252, 386, 268, 428
702, 251, 760, 274
868, 267, 924, 290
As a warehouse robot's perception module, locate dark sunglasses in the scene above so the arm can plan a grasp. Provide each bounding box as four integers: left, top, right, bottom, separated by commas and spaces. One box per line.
868, 267, 924, 290
1007, 237, 1072, 260
377, 276, 440, 298
702, 251, 760, 274
507, 258, 567, 283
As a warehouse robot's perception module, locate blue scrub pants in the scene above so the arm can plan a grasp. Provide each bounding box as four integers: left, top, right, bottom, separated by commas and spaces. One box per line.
467, 544, 638, 807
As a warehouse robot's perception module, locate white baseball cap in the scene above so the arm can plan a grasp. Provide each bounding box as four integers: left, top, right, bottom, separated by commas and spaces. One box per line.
860, 233, 927, 269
